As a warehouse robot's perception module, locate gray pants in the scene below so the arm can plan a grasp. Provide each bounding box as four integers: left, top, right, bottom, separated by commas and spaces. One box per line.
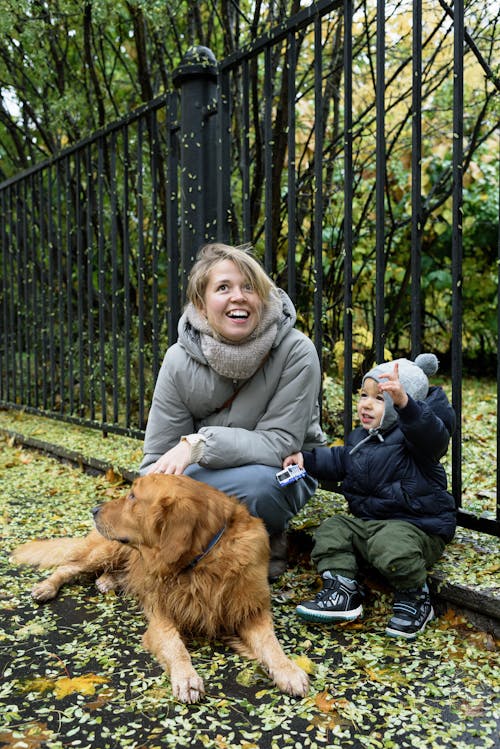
312, 515, 445, 590
184, 463, 318, 534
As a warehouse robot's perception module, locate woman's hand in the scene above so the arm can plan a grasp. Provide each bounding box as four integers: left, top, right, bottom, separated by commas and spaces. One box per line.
148, 441, 192, 475
283, 452, 304, 469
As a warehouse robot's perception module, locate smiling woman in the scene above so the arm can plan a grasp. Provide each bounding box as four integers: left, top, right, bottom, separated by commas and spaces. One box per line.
139, 243, 327, 580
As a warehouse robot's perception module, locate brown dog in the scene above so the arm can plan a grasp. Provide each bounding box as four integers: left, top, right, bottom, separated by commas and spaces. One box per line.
12, 473, 308, 703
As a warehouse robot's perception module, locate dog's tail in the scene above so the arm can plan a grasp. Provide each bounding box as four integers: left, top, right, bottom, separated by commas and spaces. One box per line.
10, 537, 91, 568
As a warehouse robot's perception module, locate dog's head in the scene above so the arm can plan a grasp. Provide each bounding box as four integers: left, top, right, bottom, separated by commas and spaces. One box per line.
93, 474, 237, 567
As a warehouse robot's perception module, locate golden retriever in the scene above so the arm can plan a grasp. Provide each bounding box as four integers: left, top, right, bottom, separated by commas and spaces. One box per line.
12, 473, 308, 703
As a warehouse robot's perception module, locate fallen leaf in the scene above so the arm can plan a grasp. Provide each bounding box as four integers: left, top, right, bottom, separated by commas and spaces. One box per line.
293, 654, 316, 674
53, 673, 108, 698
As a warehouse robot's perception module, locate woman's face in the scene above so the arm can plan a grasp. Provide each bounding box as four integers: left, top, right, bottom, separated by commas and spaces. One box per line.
202, 259, 263, 341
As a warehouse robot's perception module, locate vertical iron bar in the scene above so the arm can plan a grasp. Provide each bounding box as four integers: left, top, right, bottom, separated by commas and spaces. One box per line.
122, 126, 132, 427
47, 169, 56, 410
21, 179, 30, 405
451, 0, 464, 510
56, 163, 65, 413
149, 110, 161, 381
241, 60, 252, 243
343, 0, 354, 437
110, 130, 119, 424
217, 68, 232, 244
166, 93, 180, 347
86, 145, 95, 421
6, 188, 14, 402
15, 183, 23, 405
0, 191, 6, 401
287, 32, 297, 300
75, 150, 85, 415
264, 45, 273, 272
31, 174, 39, 407
314, 15, 324, 368
375, 0, 386, 363
137, 119, 146, 429
39, 171, 47, 409
97, 136, 108, 430
411, 0, 423, 358
497, 140, 500, 523
65, 157, 74, 415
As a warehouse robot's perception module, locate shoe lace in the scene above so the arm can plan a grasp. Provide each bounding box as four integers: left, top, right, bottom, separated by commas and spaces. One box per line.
314, 577, 341, 603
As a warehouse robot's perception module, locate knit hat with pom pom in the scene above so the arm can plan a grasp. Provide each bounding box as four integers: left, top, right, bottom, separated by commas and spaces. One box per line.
363, 353, 439, 402
362, 353, 439, 432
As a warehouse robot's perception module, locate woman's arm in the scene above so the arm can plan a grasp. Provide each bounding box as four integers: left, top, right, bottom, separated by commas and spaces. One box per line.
198, 334, 324, 468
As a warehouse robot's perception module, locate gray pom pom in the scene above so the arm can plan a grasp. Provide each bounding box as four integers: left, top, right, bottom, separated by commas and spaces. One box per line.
414, 353, 439, 376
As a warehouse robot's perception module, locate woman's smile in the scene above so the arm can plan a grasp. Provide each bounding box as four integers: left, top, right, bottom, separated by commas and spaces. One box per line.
202, 259, 263, 341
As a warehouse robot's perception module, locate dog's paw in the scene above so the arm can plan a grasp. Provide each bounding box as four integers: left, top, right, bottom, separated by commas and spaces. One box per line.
95, 572, 120, 593
171, 672, 205, 703
272, 662, 309, 698
31, 581, 58, 601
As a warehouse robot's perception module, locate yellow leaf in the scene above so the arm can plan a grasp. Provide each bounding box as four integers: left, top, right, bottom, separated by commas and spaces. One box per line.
292, 654, 316, 674
20, 677, 55, 695
53, 673, 108, 699
255, 689, 271, 698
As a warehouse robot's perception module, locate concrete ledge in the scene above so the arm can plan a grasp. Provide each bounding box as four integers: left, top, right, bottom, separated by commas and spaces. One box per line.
288, 528, 500, 638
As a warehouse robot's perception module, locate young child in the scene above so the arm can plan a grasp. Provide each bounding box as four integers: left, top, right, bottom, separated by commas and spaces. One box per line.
283, 353, 456, 639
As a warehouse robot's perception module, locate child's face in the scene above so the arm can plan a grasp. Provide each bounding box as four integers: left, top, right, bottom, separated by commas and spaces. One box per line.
357, 378, 386, 430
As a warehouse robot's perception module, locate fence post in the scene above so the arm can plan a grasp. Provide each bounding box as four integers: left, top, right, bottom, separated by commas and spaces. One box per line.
173, 46, 219, 297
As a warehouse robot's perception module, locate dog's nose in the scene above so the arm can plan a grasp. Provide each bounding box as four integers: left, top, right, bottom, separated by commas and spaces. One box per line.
91, 505, 101, 517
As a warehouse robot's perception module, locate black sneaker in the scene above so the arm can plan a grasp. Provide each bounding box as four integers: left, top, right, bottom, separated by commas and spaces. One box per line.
296, 572, 363, 622
385, 583, 434, 639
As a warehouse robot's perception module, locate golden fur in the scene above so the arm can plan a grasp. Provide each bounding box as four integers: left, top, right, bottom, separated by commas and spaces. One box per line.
12, 473, 308, 703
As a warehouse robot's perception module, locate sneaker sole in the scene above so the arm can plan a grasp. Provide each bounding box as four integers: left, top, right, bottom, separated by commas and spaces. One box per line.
385, 606, 434, 639
296, 604, 363, 623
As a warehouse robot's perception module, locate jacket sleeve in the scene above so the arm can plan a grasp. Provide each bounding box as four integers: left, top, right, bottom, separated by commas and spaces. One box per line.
140, 350, 195, 472
198, 335, 323, 468
302, 446, 347, 482
396, 388, 455, 460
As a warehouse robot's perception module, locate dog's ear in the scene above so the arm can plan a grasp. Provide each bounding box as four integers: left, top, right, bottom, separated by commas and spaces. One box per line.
154, 496, 197, 565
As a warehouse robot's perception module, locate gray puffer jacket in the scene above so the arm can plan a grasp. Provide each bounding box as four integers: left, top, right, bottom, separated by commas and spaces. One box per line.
140, 291, 327, 472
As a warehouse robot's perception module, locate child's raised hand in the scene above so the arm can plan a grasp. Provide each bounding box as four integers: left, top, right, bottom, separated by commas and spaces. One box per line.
283, 452, 304, 469
378, 362, 409, 408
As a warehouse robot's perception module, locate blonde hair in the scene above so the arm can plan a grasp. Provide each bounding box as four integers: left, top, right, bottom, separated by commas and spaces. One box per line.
186, 243, 276, 309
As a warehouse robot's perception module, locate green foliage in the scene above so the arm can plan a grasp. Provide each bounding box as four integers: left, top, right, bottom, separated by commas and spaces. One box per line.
0, 0, 498, 402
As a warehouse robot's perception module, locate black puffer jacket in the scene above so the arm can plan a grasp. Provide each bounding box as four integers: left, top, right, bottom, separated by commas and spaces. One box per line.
302, 386, 457, 542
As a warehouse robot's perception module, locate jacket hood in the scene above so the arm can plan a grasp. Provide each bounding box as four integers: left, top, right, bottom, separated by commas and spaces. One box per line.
177, 287, 297, 365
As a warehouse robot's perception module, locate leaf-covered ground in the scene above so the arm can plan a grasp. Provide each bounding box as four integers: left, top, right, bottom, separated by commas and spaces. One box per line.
0, 384, 499, 748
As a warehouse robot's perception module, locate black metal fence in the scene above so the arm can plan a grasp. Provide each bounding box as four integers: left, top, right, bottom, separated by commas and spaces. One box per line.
1, 0, 499, 536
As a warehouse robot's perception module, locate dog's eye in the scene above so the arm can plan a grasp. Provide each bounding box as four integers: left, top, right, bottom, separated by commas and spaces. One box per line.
127, 492, 136, 502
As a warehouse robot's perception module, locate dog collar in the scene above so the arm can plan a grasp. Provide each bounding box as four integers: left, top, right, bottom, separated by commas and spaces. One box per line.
182, 524, 227, 572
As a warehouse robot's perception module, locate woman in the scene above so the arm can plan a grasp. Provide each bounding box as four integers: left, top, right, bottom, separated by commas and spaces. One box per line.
140, 243, 327, 579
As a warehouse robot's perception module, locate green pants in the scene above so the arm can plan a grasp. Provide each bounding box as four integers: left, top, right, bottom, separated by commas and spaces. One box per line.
312, 515, 446, 590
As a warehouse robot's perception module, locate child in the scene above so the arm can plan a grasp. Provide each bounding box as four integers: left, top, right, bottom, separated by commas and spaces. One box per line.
283, 354, 456, 639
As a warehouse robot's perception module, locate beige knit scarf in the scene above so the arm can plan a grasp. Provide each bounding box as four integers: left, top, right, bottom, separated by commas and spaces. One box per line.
185, 291, 283, 380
